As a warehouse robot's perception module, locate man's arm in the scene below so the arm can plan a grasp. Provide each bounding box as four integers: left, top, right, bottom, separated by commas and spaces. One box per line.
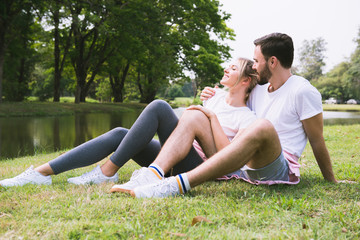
302, 113, 337, 183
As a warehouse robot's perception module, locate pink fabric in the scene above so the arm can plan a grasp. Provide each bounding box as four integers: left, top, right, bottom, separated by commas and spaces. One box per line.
217, 150, 300, 185
193, 140, 208, 161
193, 141, 301, 185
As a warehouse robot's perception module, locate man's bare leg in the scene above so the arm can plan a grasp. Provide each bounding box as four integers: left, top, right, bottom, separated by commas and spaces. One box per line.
153, 110, 218, 173
187, 119, 282, 187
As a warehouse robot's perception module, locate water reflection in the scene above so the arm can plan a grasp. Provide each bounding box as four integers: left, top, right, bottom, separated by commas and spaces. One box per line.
0, 111, 142, 160
323, 111, 360, 125
0, 110, 359, 160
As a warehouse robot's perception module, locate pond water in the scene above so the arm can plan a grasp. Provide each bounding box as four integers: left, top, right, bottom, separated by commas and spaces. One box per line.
0, 110, 359, 160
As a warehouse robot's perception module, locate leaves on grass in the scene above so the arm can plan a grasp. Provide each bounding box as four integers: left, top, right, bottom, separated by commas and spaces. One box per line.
191, 216, 212, 226
165, 231, 186, 237
0, 212, 13, 218
342, 227, 347, 233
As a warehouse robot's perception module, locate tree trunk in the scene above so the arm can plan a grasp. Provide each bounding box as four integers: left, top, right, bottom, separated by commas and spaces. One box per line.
110, 62, 130, 102
53, 3, 60, 102
139, 76, 157, 103
0, 47, 4, 103
0, 21, 6, 103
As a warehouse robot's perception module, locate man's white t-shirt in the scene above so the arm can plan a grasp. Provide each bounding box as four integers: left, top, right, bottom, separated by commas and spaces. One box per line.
247, 75, 323, 158
204, 88, 257, 141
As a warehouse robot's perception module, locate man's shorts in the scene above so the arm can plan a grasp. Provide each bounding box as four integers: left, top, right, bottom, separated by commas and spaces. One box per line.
227, 151, 290, 183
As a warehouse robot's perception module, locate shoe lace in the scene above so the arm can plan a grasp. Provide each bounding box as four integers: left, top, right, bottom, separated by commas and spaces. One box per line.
16, 168, 34, 179
129, 168, 147, 182
153, 178, 178, 197
80, 168, 99, 179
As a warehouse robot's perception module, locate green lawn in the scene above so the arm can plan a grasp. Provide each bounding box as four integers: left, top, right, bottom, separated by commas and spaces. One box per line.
0, 124, 359, 239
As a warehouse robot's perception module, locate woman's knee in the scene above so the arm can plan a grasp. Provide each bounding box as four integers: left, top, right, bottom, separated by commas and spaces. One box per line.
147, 99, 171, 111
108, 127, 128, 138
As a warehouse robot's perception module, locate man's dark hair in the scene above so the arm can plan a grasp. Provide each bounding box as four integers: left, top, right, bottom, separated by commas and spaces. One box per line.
253, 33, 294, 69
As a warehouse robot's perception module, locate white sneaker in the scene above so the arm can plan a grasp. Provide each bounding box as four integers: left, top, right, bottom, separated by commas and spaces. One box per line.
130, 176, 185, 198
0, 166, 52, 187
67, 165, 118, 185
110, 167, 162, 193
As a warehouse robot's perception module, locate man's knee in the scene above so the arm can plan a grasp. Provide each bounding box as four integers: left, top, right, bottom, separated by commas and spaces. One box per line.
238, 119, 279, 145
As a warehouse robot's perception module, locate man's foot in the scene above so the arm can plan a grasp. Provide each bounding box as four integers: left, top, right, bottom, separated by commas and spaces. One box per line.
67, 165, 118, 185
110, 167, 163, 193
130, 175, 189, 198
0, 166, 52, 187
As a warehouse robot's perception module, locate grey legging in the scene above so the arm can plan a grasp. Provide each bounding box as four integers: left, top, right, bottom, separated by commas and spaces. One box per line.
49, 100, 204, 176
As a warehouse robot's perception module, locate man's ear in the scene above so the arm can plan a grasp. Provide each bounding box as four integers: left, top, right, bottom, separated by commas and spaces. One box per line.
269, 56, 278, 68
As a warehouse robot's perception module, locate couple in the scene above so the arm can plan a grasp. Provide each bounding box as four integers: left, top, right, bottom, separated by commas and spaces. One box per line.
0, 33, 338, 197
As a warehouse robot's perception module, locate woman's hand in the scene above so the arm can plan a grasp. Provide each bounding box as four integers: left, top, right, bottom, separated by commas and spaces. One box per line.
187, 105, 216, 119
200, 86, 217, 101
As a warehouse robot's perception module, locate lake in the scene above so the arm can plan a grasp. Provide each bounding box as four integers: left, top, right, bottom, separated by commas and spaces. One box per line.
0, 110, 359, 160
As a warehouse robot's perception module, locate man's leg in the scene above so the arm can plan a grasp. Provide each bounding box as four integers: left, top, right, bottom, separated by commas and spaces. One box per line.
153, 109, 218, 173
187, 119, 282, 187
110, 109, 217, 193
130, 119, 283, 198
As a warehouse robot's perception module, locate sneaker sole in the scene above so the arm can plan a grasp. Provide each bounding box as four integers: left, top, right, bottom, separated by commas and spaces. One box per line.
109, 187, 131, 194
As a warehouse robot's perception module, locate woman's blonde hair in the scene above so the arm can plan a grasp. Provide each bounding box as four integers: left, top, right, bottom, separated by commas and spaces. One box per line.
234, 57, 258, 101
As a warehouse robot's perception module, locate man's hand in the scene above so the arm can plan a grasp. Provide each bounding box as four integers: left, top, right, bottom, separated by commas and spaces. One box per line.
200, 86, 217, 102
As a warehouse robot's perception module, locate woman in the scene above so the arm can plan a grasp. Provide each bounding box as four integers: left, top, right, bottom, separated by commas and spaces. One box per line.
0, 58, 258, 188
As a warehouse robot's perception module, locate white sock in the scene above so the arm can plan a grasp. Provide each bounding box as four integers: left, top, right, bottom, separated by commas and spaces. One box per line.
148, 163, 165, 179
176, 173, 191, 194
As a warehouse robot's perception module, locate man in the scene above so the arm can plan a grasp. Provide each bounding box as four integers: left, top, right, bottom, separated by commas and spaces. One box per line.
114, 33, 337, 198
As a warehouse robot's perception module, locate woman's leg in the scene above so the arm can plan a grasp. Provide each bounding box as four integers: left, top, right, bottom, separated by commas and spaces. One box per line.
44, 100, 203, 176
46, 127, 128, 175
109, 100, 204, 175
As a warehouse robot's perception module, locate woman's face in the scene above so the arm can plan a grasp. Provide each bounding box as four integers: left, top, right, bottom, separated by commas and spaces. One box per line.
220, 62, 240, 88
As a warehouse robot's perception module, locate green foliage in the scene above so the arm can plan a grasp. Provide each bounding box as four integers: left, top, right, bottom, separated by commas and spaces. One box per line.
313, 27, 360, 101
2, 0, 232, 104
30, 65, 53, 101
2, 1, 40, 101
95, 78, 112, 102
297, 37, 327, 81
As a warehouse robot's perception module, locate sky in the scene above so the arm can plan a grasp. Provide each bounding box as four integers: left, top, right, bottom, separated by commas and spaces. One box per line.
218, 0, 360, 72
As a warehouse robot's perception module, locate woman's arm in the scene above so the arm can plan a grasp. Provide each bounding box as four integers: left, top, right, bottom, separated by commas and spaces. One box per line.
187, 105, 230, 151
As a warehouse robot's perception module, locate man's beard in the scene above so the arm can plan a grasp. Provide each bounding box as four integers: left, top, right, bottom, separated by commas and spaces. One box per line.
257, 63, 272, 85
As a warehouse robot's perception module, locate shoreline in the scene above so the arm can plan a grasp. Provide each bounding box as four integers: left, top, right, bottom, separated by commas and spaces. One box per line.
0, 101, 359, 118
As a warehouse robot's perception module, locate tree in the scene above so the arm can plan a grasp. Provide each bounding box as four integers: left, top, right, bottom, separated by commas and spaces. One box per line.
314, 28, 360, 101
0, 0, 39, 102
1, 1, 41, 101
66, 0, 124, 103
131, 0, 233, 102
50, 0, 73, 102
312, 62, 349, 101
297, 37, 327, 81
344, 27, 360, 100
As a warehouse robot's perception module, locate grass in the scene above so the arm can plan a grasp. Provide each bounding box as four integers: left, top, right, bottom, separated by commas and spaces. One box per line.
322, 104, 360, 112
0, 124, 359, 239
